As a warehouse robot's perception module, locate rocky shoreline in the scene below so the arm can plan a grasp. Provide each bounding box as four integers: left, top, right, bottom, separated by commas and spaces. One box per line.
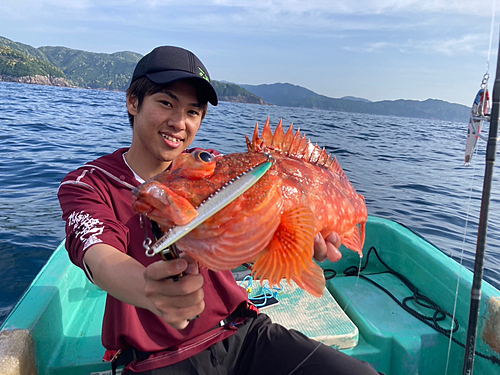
0, 75, 74, 88
1, 76, 270, 104
217, 94, 267, 105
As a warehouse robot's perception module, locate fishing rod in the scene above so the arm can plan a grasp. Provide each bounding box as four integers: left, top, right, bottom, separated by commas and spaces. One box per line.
462, 32, 500, 375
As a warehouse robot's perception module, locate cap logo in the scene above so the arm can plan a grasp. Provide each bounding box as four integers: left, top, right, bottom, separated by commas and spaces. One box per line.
198, 67, 210, 82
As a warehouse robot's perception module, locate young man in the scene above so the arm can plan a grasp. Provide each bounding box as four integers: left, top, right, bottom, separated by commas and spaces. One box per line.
58, 46, 380, 375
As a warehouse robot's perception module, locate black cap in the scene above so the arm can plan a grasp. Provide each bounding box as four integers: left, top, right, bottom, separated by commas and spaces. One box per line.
131, 46, 218, 106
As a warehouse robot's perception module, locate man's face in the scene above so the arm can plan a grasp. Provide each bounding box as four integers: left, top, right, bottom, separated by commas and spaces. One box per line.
127, 81, 204, 167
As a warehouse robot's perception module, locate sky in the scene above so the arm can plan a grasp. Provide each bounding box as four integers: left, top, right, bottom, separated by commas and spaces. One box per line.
1, 0, 500, 106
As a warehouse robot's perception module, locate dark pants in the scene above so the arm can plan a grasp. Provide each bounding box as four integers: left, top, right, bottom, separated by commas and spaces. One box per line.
135, 314, 380, 375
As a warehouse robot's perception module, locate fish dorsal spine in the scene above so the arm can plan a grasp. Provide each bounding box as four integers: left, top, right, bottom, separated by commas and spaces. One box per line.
245, 117, 350, 182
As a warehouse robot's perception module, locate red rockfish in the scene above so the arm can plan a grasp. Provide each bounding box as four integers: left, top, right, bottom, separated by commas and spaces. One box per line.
132, 119, 368, 297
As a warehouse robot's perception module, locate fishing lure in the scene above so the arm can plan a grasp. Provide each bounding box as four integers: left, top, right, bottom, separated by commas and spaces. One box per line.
143, 153, 275, 258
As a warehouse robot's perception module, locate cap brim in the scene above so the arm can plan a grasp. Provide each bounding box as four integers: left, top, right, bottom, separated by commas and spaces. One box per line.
146, 70, 218, 106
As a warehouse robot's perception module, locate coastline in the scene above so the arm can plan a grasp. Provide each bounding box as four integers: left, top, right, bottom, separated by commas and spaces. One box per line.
0, 74, 74, 88
0, 78, 270, 104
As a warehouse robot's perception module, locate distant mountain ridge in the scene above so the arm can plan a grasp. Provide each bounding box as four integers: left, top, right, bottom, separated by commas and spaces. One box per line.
0, 36, 470, 122
341, 96, 372, 102
212, 81, 265, 104
239, 83, 318, 106
240, 83, 470, 122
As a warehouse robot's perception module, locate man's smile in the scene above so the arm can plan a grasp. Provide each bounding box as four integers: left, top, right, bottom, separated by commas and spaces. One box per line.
161, 133, 182, 144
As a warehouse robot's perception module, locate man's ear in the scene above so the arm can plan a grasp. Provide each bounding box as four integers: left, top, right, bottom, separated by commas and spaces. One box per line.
127, 95, 139, 116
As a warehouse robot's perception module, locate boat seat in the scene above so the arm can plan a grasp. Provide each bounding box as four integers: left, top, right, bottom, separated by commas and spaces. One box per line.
237, 276, 359, 349
329, 272, 453, 374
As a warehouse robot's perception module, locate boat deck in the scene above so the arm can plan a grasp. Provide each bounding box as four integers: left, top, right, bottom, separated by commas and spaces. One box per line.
241, 277, 359, 349
1, 217, 499, 375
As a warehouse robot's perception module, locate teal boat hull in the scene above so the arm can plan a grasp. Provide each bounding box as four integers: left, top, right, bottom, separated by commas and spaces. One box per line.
1, 216, 499, 374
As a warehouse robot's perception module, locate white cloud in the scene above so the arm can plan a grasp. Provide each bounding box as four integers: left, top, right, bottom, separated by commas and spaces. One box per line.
211, 0, 497, 16
0, 0, 496, 105
1, 0, 497, 58
343, 33, 493, 56
1, 0, 91, 11
347, 41, 399, 53
2, 0, 497, 17
429, 34, 485, 56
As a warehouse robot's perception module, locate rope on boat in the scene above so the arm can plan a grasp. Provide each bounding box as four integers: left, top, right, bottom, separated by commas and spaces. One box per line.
330, 246, 500, 366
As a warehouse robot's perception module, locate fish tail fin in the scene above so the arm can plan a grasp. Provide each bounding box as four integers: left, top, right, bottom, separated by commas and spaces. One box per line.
251, 206, 325, 296
341, 223, 364, 258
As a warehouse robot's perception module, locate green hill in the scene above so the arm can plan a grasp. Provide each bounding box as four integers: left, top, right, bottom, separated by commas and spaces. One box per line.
38, 46, 141, 91
0, 36, 264, 100
212, 81, 265, 104
240, 83, 318, 106
0, 45, 66, 79
0, 36, 49, 62
0, 36, 471, 121
0, 37, 142, 90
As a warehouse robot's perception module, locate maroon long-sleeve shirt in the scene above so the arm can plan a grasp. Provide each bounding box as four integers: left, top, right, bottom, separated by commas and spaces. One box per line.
58, 148, 248, 371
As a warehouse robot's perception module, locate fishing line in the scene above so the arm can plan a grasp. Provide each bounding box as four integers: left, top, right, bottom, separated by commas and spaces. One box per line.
355, 255, 362, 286
446, 113, 484, 375
445, 156, 480, 375
445, 2, 497, 373
287, 341, 322, 375
486, 0, 498, 75
337, 253, 363, 316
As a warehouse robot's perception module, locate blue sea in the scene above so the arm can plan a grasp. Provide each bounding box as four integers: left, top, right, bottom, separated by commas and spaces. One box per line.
1, 81, 500, 324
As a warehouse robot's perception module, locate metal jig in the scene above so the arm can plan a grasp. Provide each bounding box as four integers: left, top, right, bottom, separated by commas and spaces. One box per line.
143, 154, 275, 257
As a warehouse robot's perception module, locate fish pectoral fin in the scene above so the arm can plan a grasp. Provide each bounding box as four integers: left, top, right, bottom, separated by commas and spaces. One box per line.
291, 262, 325, 298
251, 206, 325, 297
341, 224, 364, 257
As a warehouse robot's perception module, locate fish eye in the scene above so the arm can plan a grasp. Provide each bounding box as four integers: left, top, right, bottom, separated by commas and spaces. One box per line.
182, 150, 216, 179
195, 151, 214, 163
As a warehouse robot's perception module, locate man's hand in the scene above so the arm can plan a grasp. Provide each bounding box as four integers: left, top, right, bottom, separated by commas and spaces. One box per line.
144, 255, 205, 330
84, 244, 204, 330
313, 232, 342, 263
